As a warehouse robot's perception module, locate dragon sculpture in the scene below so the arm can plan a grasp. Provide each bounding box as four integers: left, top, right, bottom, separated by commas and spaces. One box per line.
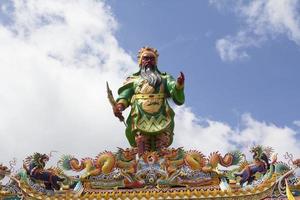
23, 152, 65, 191
59, 148, 142, 188
233, 145, 276, 186
161, 148, 242, 173
59, 148, 137, 177
0, 147, 299, 199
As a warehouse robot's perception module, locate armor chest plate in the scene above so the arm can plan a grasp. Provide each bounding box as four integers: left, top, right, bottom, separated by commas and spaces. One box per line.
134, 79, 165, 114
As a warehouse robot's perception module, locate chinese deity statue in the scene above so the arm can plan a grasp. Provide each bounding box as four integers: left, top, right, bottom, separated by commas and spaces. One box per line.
113, 46, 185, 155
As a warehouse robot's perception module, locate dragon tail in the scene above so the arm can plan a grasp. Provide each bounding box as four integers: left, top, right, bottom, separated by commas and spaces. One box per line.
230, 150, 243, 166
58, 155, 74, 171
210, 150, 243, 168
58, 155, 87, 172
94, 151, 116, 174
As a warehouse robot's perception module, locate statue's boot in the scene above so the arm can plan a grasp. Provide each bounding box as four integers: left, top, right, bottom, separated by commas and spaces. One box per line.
135, 133, 150, 157
156, 132, 172, 153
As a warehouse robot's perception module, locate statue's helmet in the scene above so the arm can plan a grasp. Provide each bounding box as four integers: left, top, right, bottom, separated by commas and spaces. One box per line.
137, 46, 159, 66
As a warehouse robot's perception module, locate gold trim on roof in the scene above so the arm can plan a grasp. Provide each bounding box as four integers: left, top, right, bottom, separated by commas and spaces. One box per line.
0, 176, 278, 200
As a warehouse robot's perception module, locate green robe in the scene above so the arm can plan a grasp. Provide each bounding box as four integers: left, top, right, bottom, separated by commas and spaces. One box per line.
117, 69, 184, 148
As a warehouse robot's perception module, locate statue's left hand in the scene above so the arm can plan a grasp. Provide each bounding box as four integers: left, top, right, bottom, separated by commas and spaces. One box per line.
177, 71, 185, 86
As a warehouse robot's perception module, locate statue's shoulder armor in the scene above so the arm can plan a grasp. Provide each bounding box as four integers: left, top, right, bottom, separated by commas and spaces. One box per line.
123, 75, 138, 85
160, 72, 168, 78
160, 72, 174, 81
118, 75, 138, 94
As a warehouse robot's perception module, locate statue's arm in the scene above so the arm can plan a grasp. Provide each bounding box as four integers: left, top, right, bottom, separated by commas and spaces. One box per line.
116, 81, 135, 109
116, 87, 133, 109
111, 78, 135, 121
165, 73, 185, 105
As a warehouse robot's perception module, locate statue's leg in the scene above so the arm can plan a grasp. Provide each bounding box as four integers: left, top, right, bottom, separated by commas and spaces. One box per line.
144, 135, 151, 152
156, 132, 172, 151
135, 132, 151, 156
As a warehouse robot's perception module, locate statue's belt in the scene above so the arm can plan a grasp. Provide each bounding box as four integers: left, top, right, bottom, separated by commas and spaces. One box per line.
132, 93, 165, 101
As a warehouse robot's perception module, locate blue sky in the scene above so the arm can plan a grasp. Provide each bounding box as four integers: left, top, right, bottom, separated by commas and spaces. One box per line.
109, 0, 300, 128
0, 0, 299, 166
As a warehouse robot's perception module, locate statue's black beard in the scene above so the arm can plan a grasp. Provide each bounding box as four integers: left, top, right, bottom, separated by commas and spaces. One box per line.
140, 65, 162, 87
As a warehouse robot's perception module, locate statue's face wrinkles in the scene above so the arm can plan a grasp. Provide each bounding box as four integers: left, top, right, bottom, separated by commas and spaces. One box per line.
141, 52, 156, 68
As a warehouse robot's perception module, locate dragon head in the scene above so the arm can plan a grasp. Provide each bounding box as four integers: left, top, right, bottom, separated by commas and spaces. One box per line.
0, 164, 10, 180
33, 153, 49, 167
117, 147, 137, 161
250, 145, 263, 160
161, 147, 183, 159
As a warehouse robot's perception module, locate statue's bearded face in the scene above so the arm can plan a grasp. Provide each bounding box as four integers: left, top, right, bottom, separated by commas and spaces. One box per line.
141, 52, 156, 69
140, 52, 161, 87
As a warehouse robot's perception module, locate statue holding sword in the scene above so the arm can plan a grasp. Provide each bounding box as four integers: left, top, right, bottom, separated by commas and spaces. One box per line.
107, 46, 185, 156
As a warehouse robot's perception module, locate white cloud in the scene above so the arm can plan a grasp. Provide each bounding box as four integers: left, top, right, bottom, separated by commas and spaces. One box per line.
235, 114, 299, 159
216, 31, 253, 61
212, 0, 300, 61
174, 108, 300, 161
0, 0, 298, 171
173, 106, 235, 155
0, 0, 135, 165
294, 120, 300, 127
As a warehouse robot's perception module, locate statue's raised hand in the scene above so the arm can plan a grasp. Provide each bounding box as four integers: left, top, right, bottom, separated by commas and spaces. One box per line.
176, 71, 185, 88
113, 103, 125, 121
